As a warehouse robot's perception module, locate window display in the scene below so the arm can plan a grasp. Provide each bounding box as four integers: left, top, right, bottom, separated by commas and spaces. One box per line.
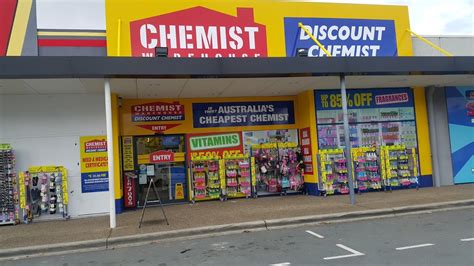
252, 142, 304, 196
190, 155, 222, 202
315, 88, 419, 150
19, 166, 69, 222
0, 144, 19, 225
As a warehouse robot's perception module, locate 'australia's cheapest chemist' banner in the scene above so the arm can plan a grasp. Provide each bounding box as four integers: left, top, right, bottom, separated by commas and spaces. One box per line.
193, 101, 295, 128
80, 136, 109, 193
284, 18, 397, 57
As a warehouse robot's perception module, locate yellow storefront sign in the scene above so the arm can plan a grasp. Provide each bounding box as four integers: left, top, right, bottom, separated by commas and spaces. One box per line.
106, 0, 413, 57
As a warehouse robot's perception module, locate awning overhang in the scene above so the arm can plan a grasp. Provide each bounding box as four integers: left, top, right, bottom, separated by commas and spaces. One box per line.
0, 56, 473, 98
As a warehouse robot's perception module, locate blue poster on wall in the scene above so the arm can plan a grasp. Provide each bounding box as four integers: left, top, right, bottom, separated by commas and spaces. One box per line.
284, 17, 397, 57
445, 86, 474, 184
192, 101, 295, 128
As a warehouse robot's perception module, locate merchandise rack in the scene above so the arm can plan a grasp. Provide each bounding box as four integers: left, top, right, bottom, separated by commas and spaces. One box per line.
251, 142, 304, 196
189, 155, 222, 202
317, 149, 349, 195
351, 147, 382, 192
222, 153, 252, 199
380, 145, 419, 190
0, 144, 19, 225
20, 166, 69, 222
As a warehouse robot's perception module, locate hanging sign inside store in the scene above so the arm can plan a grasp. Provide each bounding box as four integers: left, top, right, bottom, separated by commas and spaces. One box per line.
150, 150, 175, 163
130, 7, 268, 58
299, 128, 314, 175
314, 88, 413, 110
131, 101, 185, 122
187, 132, 244, 159
80, 136, 109, 193
284, 18, 397, 57
137, 124, 181, 133
192, 101, 295, 128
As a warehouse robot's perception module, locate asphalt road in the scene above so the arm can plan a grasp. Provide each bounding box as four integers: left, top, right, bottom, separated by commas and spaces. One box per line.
2, 208, 474, 266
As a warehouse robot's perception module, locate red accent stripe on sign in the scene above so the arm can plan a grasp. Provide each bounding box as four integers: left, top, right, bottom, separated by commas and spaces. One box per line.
0, 0, 18, 56
38, 39, 106, 47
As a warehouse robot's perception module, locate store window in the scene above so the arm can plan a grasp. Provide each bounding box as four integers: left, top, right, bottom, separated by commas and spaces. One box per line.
314, 88, 420, 194
315, 88, 418, 150
244, 130, 304, 196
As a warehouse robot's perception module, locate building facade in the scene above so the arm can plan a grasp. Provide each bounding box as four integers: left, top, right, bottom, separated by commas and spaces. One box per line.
0, 0, 472, 219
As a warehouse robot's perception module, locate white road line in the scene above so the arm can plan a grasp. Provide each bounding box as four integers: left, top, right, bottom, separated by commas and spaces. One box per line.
270, 262, 291, 266
323, 244, 365, 260
305, 230, 325, 239
396, 243, 435, 250
460, 238, 474, 242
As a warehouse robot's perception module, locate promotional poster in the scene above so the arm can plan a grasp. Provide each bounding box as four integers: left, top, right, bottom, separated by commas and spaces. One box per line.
80, 136, 109, 193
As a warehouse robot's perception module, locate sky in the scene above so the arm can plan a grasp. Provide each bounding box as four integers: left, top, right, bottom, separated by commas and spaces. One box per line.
321, 0, 474, 35
36, 0, 474, 35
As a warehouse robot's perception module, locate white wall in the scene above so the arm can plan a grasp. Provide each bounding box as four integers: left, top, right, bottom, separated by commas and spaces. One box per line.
0, 94, 109, 217
412, 36, 474, 56
36, 0, 105, 30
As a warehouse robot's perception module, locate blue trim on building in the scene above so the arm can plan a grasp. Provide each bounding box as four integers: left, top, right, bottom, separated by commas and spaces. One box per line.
115, 198, 123, 214
418, 175, 433, 188
305, 182, 319, 196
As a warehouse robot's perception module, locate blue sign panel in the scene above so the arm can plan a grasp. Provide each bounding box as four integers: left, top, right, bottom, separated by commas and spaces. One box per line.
445, 87, 474, 184
284, 17, 397, 57
81, 172, 109, 193
314, 88, 414, 111
192, 101, 295, 128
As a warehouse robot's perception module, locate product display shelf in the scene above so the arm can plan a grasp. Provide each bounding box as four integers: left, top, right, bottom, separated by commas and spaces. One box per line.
190, 156, 222, 202
20, 166, 69, 222
380, 145, 418, 190
351, 147, 382, 192
0, 144, 19, 225
223, 153, 252, 199
252, 142, 304, 196
317, 149, 349, 195
252, 142, 279, 194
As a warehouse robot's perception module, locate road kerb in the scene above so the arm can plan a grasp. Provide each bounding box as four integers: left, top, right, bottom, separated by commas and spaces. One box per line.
1, 199, 473, 260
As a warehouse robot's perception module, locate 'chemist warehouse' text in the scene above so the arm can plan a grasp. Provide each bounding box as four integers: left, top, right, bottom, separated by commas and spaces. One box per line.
130, 7, 268, 58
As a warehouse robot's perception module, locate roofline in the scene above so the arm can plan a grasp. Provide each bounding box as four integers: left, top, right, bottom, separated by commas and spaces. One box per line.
0, 56, 473, 79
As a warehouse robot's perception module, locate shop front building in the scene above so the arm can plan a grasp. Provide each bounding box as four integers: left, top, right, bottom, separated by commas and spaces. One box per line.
1, 0, 473, 223
106, 0, 434, 211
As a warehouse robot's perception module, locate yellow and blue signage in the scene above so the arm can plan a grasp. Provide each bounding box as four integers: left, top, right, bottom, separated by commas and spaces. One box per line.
80, 136, 109, 193
315, 88, 414, 110
106, 0, 413, 57
285, 18, 397, 57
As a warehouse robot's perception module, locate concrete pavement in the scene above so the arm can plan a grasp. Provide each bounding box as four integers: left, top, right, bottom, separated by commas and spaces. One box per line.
3, 208, 474, 265
0, 184, 473, 259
